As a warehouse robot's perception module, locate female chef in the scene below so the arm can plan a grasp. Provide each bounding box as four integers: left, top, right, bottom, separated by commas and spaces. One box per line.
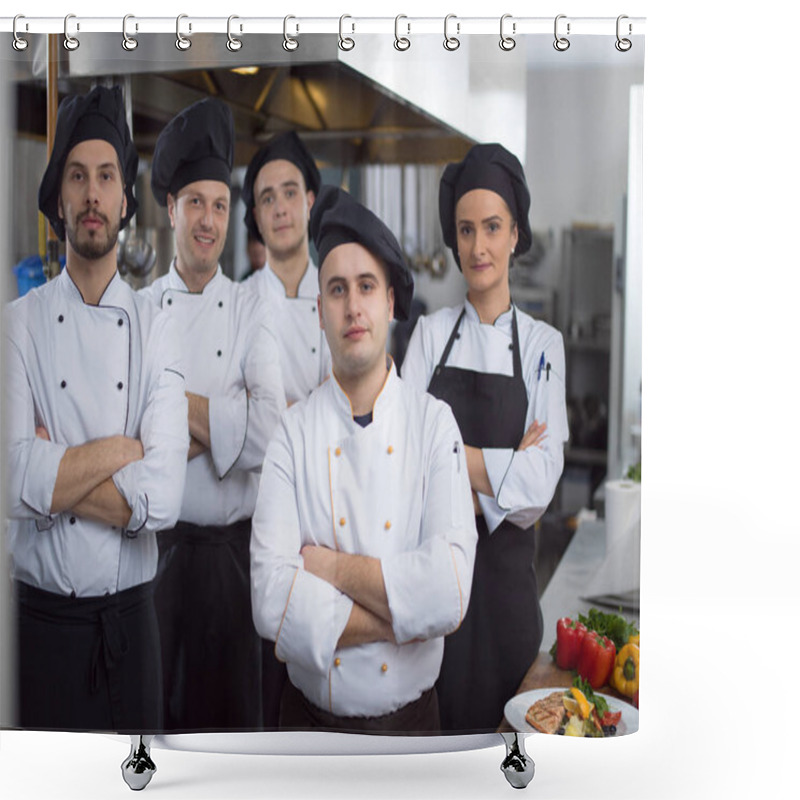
401, 143, 569, 733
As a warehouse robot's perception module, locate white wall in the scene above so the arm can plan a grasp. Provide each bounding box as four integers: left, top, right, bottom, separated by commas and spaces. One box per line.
526, 64, 645, 291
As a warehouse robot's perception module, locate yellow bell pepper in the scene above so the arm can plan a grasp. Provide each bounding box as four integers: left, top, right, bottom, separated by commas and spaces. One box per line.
628, 633, 640, 646
612, 643, 639, 698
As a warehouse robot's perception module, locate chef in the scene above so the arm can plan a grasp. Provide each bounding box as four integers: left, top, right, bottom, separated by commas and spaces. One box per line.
4, 85, 189, 733
241, 131, 330, 727
241, 132, 331, 405
401, 143, 570, 732
140, 97, 285, 731
250, 186, 477, 733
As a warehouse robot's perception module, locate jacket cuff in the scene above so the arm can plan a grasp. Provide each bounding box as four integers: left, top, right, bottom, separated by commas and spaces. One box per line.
112, 461, 146, 533
20, 437, 68, 518
208, 390, 248, 479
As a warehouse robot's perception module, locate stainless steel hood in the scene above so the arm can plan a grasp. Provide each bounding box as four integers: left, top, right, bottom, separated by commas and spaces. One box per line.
15, 32, 527, 169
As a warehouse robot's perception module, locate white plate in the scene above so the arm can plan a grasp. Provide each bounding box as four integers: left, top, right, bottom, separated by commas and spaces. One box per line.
503, 687, 638, 736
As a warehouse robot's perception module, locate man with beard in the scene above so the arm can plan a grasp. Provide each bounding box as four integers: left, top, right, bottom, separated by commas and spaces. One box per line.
3, 85, 188, 765
242, 132, 330, 406
140, 98, 284, 732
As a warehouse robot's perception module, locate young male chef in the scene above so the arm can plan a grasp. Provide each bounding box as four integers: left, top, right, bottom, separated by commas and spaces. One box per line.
140, 97, 285, 731
241, 132, 330, 405
250, 186, 477, 733
4, 85, 188, 732
241, 131, 331, 727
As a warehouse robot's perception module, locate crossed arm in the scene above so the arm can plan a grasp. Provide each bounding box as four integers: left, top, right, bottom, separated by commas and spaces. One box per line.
37, 427, 143, 528
300, 546, 395, 648
185, 391, 210, 460
465, 419, 548, 507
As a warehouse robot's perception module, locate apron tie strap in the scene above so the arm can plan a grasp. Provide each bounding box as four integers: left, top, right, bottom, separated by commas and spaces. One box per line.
89, 605, 130, 694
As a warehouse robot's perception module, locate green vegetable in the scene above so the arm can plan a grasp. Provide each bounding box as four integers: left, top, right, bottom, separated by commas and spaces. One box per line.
577, 608, 639, 650
626, 462, 641, 482
572, 676, 609, 717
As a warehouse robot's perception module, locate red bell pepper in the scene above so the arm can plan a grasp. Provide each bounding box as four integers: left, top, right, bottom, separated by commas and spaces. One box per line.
576, 631, 616, 689
555, 617, 587, 670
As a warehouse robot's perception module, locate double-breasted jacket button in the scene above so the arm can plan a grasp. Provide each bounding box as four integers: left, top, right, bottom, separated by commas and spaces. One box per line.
117, 382, 124, 390
335, 447, 342, 457
387, 445, 394, 455
384, 521, 391, 530
381, 663, 388, 673
334, 657, 341, 667
339, 517, 346, 527
60, 380, 67, 389
57, 314, 64, 323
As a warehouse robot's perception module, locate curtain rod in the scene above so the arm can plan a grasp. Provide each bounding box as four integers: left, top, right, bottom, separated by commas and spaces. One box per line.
1, 15, 646, 37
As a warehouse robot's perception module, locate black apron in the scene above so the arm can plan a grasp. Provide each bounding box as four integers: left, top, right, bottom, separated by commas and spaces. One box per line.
154, 519, 262, 732
15, 579, 163, 733
428, 306, 543, 733
279, 679, 440, 736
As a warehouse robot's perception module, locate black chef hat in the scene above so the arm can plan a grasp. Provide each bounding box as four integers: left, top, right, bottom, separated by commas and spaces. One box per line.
309, 186, 414, 322
38, 85, 138, 242
150, 97, 234, 207
439, 143, 532, 270
242, 132, 321, 243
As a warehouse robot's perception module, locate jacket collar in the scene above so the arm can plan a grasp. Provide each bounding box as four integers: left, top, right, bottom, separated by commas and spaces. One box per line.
464, 296, 514, 332
61, 266, 130, 308
264, 257, 318, 300
166, 259, 222, 293
328, 356, 398, 426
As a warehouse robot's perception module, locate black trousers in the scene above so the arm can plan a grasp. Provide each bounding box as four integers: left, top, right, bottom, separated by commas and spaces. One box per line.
279, 678, 441, 735
15, 580, 163, 732
154, 519, 262, 731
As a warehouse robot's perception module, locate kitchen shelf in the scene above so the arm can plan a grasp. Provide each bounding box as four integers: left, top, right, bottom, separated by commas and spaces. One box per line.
565, 338, 610, 354
555, 225, 615, 515
564, 447, 608, 467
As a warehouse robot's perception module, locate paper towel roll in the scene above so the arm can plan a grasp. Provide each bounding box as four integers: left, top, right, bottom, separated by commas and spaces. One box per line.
605, 479, 641, 551
581, 479, 641, 599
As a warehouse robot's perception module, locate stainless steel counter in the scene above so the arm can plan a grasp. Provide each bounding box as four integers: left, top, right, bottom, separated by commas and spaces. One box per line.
539, 518, 639, 650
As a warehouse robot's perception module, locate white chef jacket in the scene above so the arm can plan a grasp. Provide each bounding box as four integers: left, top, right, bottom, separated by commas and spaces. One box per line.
4, 268, 189, 597
140, 263, 284, 525
243, 260, 331, 405
401, 299, 569, 533
250, 362, 477, 718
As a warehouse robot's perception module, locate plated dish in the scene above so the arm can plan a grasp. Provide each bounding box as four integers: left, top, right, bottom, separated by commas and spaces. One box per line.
504, 687, 639, 737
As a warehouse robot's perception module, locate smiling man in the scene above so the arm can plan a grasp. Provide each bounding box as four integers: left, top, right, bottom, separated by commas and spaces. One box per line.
250, 186, 477, 734
140, 98, 285, 731
4, 85, 188, 737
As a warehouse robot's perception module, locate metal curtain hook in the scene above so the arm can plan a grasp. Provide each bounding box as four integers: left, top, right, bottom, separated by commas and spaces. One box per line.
176, 14, 191, 50
499, 14, 516, 51
12, 15, 29, 51
283, 15, 299, 51
553, 14, 570, 51
63, 14, 80, 51
443, 14, 460, 51
615, 14, 632, 51
394, 15, 410, 51
122, 14, 138, 51
227, 15, 242, 52
338, 14, 355, 51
